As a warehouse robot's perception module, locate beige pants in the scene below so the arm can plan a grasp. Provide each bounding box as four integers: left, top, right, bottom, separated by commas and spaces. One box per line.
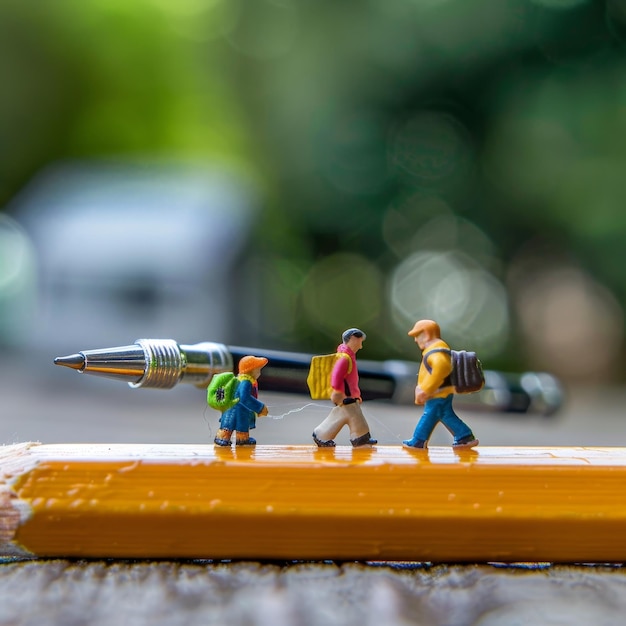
313, 402, 370, 442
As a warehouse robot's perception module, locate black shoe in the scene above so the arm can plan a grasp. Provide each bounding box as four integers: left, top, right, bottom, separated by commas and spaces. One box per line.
214, 438, 231, 446
453, 435, 478, 449
351, 432, 377, 447
313, 432, 336, 447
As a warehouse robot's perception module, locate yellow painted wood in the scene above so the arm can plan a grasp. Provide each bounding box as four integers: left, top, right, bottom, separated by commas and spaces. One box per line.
2, 443, 626, 562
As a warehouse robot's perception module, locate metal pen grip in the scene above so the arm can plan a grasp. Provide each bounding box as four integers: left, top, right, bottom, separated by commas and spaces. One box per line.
131, 339, 233, 389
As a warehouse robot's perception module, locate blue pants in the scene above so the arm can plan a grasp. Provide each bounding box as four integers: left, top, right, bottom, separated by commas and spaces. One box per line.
410, 395, 472, 444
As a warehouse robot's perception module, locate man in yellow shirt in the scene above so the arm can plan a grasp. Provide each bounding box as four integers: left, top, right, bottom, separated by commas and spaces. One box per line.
403, 319, 478, 450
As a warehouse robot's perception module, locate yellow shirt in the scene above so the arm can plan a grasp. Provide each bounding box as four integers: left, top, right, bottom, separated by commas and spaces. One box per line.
418, 339, 455, 399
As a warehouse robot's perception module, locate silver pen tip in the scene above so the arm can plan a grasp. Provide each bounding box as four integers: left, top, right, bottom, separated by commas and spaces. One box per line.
54, 353, 85, 371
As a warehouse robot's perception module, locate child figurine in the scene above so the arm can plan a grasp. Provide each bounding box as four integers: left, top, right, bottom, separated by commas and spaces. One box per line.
214, 356, 269, 446
312, 328, 377, 448
403, 320, 478, 450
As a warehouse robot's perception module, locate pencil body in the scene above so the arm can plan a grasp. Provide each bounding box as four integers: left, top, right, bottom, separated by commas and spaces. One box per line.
1, 443, 625, 562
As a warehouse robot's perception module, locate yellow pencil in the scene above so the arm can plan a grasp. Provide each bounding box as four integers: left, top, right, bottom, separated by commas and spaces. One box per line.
1, 442, 625, 562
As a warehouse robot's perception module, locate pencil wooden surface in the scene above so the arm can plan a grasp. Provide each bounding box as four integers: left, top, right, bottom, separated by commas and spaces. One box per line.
1, 442, 625, 562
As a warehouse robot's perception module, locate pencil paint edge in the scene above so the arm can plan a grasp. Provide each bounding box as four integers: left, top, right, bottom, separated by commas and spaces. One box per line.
0, 443, 39, 557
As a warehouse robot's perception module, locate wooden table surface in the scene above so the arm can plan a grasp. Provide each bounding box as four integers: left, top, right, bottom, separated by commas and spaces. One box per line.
1, 559, 626, 625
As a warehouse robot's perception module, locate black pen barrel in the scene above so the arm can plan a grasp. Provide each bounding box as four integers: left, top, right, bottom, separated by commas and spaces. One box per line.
228, 346, 396, 401
54, 339, 564, 415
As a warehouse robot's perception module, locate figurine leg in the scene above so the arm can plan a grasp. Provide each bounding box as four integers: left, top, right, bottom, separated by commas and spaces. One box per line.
214, 429, 233, 446
344, 403, 376, 445
312, 405, 348, 445
438, 396, 477, 447
235, 431, 257, 446
342, 403, 377, 446
403, 398, 442, 448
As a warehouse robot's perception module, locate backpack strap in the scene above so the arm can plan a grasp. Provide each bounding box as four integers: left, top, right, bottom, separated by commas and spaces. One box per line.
423, 348, 452, 389
422, 348, 451, 373
337, 351, 353, 375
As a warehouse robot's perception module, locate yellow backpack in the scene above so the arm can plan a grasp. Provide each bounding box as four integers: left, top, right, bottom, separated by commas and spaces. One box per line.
306, 352, 352, 400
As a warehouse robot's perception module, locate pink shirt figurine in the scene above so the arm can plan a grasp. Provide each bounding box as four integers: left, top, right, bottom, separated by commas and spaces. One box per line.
313, 328, 377, 447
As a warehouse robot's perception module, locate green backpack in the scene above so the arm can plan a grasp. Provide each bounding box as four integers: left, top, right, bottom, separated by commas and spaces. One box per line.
207, 372, 240, 411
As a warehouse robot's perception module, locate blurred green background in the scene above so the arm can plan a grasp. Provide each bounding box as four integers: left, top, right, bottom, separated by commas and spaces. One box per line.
1, 0, 625, 385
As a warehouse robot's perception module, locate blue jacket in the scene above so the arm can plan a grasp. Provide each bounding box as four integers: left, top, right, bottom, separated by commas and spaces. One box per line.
219, 375, 265, 432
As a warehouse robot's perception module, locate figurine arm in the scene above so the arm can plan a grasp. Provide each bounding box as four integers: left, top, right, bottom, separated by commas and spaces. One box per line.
330, 355, 350, 389
329, 354, 350, 404
416, 351, 453, 402
237, 380, 266, 414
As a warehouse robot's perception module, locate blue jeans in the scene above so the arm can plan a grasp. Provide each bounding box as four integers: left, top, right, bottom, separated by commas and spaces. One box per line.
410, 395, 472, 444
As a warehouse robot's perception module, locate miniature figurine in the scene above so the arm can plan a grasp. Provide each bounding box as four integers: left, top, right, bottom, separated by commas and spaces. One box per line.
213, 355, 269, 446
403, 320, 479, 450
311, 328, 377, 447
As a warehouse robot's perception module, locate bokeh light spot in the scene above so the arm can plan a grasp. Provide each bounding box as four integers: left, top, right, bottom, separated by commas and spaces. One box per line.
240, 255, 307, 342
225, 0, 298, 60
529, 0, 590, 9
512, 265, 624, 381
0, 215, 37, 345
389, 110, 475, 191
0, 215, 34, 293
390, 251, 509, 357
316, 109, 389, 196
383, 199, 501, 275
302, 253, 383, 338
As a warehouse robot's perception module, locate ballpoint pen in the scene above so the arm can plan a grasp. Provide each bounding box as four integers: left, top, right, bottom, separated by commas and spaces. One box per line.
53, 338, 564, 415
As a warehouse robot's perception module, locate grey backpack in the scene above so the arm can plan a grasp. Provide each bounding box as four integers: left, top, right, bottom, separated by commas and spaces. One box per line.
423, 348, 485, 394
